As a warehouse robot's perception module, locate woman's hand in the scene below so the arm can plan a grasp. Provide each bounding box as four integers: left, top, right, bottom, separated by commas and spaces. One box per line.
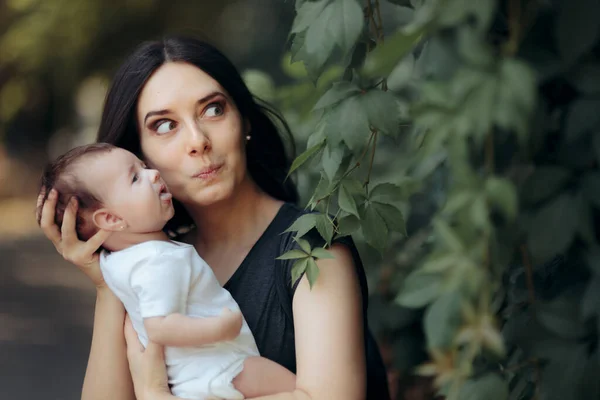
124, 316, 179, 400
37, 187, 112, 288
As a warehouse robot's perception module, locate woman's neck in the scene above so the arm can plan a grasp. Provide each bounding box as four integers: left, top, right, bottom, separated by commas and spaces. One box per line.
185, 178, 283, 254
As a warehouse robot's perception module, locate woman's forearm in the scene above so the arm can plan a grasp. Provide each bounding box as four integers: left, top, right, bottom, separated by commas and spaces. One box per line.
82, 288, 135, 400
248, 389, 311, 400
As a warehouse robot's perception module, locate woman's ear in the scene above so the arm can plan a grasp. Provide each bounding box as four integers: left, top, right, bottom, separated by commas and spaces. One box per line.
92, 208, 127, 231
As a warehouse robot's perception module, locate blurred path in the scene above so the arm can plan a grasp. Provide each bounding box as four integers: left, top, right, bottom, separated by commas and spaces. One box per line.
0, 224, 96, 400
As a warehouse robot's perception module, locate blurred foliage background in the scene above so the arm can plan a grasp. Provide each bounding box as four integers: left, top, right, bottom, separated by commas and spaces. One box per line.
2, 0, 600, 400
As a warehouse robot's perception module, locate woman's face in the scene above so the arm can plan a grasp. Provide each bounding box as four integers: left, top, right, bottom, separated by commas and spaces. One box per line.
136, 62, 249, 208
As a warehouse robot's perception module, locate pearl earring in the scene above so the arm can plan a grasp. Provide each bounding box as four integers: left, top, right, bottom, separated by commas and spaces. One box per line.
246, 135, 251, 141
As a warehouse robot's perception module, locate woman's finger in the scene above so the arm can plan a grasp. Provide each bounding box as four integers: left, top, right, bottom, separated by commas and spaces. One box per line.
124, 315, 144, 354
61, 197, 78, 244
145, 339, 166, 364
36, 187, 47, 222
40, 189, 62, 245
83, 228, 112, 255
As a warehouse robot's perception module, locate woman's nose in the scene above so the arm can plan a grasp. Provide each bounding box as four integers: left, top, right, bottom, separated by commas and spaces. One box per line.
186, 125, 211, 156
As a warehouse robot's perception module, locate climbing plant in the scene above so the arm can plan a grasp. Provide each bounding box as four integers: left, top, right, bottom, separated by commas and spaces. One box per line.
267, 0, 600, 398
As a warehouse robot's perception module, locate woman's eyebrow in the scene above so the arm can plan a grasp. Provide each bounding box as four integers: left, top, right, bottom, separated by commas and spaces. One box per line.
143, 91, 224, 124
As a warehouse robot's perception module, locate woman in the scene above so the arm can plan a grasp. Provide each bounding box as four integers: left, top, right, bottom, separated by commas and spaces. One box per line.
39, 36, 389, 400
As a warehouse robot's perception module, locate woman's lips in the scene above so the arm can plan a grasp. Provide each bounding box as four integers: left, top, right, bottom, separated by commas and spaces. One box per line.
193, 164, 223, 180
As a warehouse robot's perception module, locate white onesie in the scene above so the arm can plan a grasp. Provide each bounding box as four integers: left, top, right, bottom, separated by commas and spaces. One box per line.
99, 240, 259, 400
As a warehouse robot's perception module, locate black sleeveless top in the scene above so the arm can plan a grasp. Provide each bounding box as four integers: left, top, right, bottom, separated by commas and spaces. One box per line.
223, 203, 390, 400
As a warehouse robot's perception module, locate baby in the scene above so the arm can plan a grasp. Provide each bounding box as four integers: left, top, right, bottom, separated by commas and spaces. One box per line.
37, 143, 295, 400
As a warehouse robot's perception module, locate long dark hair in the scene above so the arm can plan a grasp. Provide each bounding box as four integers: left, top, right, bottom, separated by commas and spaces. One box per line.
97, 36, 298, 233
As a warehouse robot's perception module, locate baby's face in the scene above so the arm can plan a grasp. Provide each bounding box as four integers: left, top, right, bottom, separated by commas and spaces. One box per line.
84, 148, 175, 233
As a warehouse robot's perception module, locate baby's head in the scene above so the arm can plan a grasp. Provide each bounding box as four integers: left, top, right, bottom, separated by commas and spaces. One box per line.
37, 143, 174, 241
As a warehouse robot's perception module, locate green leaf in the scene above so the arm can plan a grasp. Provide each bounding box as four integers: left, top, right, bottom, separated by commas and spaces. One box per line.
581, 172, 600, 208
459, 374, 508, 400
555, 0, 600, 64
287, 139, 326, 178
336, 214, 360, 237
363, 89, 401, 136
328, 0, 364, 56
396, 270, 443, 308
291, 257, 309, 286
242, 69, 276, 102
308, 173, 332, 208
520, 166, 571, 206
362, 202, 389, 252
362, 29, 422, 78
294, 237, 313, 254
424, 292, 462, 349
565, 98, 600, 142
290, 32, 306, 63
369, 182, 405, 203
581, 276, 600, 319
421, 253, 464, 273
568, 62, 600, 94
303, 4, 337, 81
433, 219, 463, 253
315, 213, 335, 244
322, 144, 345, 182
525, 193, 579, 265
387, 53, 415, 91
276, 249, 309, 260
306, 257, 320, 289
311, 247, 335, 259
341, 178, 367, 199
338, 184, 360, 217
442, 191, 475, 215
372, 202, 406, 235
328, 96, 371, 152
286, 214, 318, 238
314, 81, 360, 110
485, 177, 518, 221
535, 294, 588, 340
291, 0, 329, 33
306, 119, 329, 149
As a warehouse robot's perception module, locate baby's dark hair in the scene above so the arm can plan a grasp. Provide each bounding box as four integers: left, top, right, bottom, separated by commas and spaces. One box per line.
37, 142, 116, 240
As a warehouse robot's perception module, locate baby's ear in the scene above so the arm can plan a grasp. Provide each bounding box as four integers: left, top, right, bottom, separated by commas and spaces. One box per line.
92, 208, 126, 231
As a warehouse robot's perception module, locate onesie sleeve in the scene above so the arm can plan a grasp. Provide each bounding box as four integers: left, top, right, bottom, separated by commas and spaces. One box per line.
130, 247, 192, 319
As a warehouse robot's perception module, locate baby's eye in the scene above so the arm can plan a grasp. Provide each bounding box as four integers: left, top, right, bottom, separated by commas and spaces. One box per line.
155, 120, 177, 134
132, 173, 139, 183
205, 103, 224, 118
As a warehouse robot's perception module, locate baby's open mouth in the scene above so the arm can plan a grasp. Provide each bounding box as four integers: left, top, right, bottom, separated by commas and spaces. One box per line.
159, 184, 172, 201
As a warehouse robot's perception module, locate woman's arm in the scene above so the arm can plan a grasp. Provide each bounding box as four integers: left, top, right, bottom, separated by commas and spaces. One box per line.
82, 288, 136, 400
38, 192, 134, 400
249, 243, 366, 400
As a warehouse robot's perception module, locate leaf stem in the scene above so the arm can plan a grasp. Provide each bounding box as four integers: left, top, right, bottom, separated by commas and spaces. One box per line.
365, 130, 379, 192
485, 132, 495, 174
314, 130, 376, 204
365, 0, 380, 42
374, 0, 385, 42
519, 244, 536, 306
503, 0, 522, 56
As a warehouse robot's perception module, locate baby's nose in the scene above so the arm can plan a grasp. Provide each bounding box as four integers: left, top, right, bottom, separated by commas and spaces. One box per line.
150, 170, 161, 183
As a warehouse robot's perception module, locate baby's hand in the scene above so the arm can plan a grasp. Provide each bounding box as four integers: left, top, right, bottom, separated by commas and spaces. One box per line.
218, 308, 243, 341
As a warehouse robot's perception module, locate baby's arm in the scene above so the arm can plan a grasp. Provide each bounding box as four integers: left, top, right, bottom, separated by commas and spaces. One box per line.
143, 308, 243, 347
132, 248, 242, 347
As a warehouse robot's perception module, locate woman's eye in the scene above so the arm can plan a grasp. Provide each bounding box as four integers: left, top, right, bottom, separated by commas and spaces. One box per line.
155, 120, 176, 134
205, 103, 224, 118
132, 173, 139, 183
